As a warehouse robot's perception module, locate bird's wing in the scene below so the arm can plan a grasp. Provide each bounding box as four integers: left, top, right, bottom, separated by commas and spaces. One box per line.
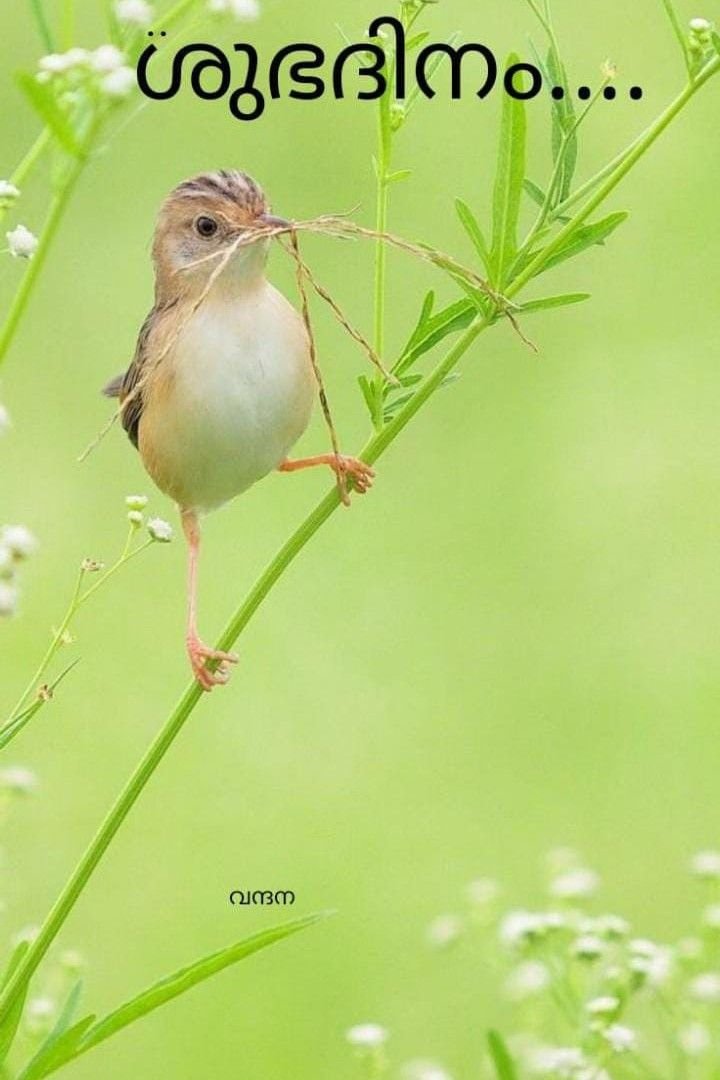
101, 308, 157, 450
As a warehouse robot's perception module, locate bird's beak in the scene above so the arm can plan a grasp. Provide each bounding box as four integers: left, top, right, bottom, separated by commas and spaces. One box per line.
258, 212, 292, 231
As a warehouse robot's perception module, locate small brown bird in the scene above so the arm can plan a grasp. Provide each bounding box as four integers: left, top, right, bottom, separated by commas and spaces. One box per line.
105, 170, 374, 691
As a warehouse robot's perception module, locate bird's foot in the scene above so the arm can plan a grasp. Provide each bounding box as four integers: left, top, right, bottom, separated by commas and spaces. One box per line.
330, 455, 375, 495
186, 636, 238, 692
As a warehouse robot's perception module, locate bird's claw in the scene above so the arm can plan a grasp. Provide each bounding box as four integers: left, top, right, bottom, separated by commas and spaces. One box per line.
333, 455, 375, 495
187, 637, 238, 692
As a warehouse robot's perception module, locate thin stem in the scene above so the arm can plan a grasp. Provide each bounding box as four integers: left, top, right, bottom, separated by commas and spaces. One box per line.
0, 156, 85, 372
372, 98, 392, 431
29, 0, 55, 52
0, 129, 52, 230
1, 54, 718, 1028
509, 57, 720, 297
4, 566, 86, 724
660, 0, 693, 75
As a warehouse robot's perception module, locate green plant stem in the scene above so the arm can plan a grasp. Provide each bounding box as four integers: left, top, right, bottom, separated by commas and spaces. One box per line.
29, 0, 55, 52
372, 99, 392, 431
0, 130, 52, 230
1, 54, 718, 1028
660, 0, 693, 75
511, 57, 720, 295
0, 156, 85, 372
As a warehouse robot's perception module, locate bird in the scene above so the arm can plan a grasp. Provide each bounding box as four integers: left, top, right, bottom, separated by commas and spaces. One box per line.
104, 170, 374, 691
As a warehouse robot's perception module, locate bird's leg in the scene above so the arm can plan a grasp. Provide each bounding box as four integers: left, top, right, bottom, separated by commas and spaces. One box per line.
181, 509, 238, 692
278, 454, 375, 495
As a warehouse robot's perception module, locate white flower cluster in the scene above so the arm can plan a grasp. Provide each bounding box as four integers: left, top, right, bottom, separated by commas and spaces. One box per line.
37, 42, 136, 100
124, 496, 173, 543
208, 0, 261, 20
0, 525, 38, 618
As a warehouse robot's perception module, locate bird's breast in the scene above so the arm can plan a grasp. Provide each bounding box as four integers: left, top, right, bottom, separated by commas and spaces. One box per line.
139, 282, 314, 511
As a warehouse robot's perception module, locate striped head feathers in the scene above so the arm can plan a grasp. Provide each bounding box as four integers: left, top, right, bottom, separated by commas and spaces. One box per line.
152, 170, 284, 301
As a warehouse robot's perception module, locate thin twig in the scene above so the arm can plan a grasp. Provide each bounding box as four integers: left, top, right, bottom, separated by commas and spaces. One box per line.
288, 231, 349, 506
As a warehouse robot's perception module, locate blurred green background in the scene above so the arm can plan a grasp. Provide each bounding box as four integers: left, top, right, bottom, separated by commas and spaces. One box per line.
1, 0, 719, 1076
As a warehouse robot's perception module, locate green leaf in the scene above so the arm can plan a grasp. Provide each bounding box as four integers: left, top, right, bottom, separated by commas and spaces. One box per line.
0, 942, 30, 1065
489, 54, 527, 287
400, 290, 435, 358
58, 914, 327, 1072
487, 1030, 519, 1080
17, 983, 96, 1080
396, 298, 476, 376
546, 47, 577, 200
518, 292, 590, 314
16, 73, 84, 159
358, 374, 378, 420
387, 169, 413, 184
536, 211, 628, 274
523, 178, 547, 209
455, 198, 491, 277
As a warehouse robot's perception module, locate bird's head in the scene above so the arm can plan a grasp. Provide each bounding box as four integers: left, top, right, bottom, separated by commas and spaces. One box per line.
152, 170, 289, 301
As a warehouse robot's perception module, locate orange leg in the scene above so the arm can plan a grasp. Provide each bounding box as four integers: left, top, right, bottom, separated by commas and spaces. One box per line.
278, 454, 375, 495
181, 510, 238, 692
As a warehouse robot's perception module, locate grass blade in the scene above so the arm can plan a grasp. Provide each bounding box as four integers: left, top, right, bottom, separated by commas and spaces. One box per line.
15, 74, 83, 159
532, 211, 628, 274
455, 198, 492, 276
396, 298, 476, 376
489, 54, 527, 287
29, 0, 55, 52
523, 178, 547, 208
0, 943, 30, 1065
487, 1030, 519, 1080
17, 983, 96, 1080
54, 914, 328, 1073
519, 292, 590, 314
660, 0, 693, 73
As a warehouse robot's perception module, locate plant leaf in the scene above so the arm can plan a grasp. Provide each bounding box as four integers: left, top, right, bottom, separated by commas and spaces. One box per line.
396, 298, 476, 376
546, 47, 577, 200
523, 178, 547, 208
17, 982, 96, 1080
52, 914, 328, 1073
487, 1030, 519, 1080
455, 198, 491, 277
489, 54, 527, 287
518, 292, 590, 314
0, 942, 30, 1065
533, 211, 628, 275
15, 73, 84, 159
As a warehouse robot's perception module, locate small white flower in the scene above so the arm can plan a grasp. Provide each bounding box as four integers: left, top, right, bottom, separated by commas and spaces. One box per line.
12, 925, 40, 946
6, 224, 38, 259
703, 904, 720, 930
585, 995, 619, 1019
688, 971, 720, 1003
679, 1021, 711, 1056
0, 766, 38, 795
629, 940, 673, 986
38, 49, 88, 74
127, 510, 144, 527
126, 494, 149, 510
0, 581, 18, 616
549, 868, 599, 901
426, 914, 463, 949
147, 517, 173, 543
115, 0, 154, 25
100, 66, 136, 98
26, 996, 55, 1030
59, 949, 85, 972
0, 403, 10, 434
0, 181, 19, 201
499, 911, 547, 948
401, 1061, 453, 1080
604, 1024, 636, 1054
208, 0, 261, 18
346, 1023, 388, 1049
528, 1045, 587, 1076
2, 525, 37, 559
690, 17, 713, 32
571, 934, 604, 961
504, 960, 550, 1001
91, 44, 126, 73
691, 851, 720, 880
466, 877, 501, 906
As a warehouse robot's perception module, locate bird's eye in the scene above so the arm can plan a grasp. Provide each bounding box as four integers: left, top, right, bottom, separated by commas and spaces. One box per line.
195, 216, 218, 239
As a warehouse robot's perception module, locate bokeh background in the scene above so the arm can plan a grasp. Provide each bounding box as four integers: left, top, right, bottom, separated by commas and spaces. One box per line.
1, 0, 719, 1076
